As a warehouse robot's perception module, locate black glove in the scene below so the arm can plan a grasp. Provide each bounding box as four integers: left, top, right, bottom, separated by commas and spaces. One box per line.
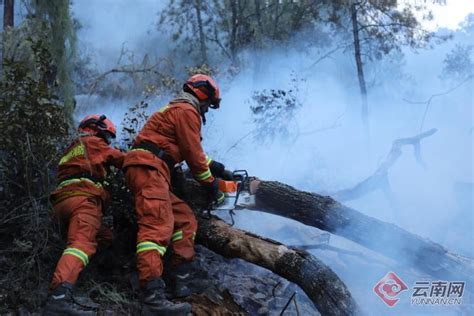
209, 160, 234, 180
204, 178, 225, 206
221, 169, 234, 181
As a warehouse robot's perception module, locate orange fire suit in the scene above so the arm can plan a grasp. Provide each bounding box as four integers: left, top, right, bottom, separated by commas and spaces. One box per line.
49, 135, 124, 290
124, 93, 213, 285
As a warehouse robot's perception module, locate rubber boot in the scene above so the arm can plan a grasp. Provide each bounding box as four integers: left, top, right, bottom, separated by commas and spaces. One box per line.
141, 278, 191, 316
43, 283, 96, 316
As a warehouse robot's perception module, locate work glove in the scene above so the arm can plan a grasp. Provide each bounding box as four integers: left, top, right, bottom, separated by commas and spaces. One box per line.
209, 160, 234, 180
204, 178, 225, 206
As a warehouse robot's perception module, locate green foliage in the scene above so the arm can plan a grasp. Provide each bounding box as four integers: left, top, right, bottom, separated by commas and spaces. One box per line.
120, 100, 150, 149
1, 0, 77, 114
0, 39, 70, 203
329, 0, 436, 60
249, 75, 304, 143
159, 0, 322, 65
32, 0, 77, 112
0, 37, 70, 311
442, 44, 474, 82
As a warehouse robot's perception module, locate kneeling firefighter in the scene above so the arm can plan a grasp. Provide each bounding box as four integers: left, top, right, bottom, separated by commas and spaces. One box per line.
124, 74, 232, 314
44, 115, 124, 316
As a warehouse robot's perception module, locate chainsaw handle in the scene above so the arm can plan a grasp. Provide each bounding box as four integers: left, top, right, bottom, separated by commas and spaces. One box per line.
231, 170, 248, 208
232, 170, 248, 182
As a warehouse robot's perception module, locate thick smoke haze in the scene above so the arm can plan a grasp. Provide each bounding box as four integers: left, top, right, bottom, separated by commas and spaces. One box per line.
71, 2, 473, 314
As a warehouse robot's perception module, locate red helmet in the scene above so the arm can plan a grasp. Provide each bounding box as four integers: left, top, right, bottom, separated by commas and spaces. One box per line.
78, 114, 117, 139
183, 74, 221, 108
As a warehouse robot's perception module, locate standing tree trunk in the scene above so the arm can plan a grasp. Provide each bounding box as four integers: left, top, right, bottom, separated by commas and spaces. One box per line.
252, 0, 264, 81
2, 0, 14, 73
254, 0, 263, 33
194, 0, 208, 65
273, 0, 280, 38
350, 3, 369, 137
3, 0, 14, 31
229, 0, 238, 63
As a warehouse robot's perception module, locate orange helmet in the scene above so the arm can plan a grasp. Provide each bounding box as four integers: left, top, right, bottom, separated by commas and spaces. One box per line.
78, 114, 117, 142
183, 74, 221, 109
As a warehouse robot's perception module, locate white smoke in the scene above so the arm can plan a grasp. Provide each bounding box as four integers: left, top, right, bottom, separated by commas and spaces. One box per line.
71, 2, 473, 314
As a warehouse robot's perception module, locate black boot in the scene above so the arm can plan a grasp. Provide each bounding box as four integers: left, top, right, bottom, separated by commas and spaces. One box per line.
43, 283, 96, 316
141, 278, 191, 316
168, 262, 193, 298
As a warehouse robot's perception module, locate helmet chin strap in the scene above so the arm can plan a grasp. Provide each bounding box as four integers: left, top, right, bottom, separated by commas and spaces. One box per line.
200, 101, 211, 125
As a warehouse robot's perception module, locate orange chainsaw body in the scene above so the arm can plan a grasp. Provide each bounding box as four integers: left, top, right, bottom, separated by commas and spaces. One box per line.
218, 180, 238, 193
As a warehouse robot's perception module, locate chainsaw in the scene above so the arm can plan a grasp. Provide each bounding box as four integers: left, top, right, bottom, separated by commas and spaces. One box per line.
206, 170, 257, 224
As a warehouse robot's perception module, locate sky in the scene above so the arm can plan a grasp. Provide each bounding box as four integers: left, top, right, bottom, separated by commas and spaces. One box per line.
1, 0, 473, 34
399, 0, 474, 30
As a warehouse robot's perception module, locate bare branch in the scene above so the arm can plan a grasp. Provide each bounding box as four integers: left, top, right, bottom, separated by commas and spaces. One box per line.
331, 128, 438, 202
403, 75, 473, 131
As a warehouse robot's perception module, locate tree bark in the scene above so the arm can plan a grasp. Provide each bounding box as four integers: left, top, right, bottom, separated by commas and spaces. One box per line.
181, 181, 359, 315
196, 215, 359, 316
229, 0, 238, 62
3, 0, 14, 31
193, 0, 208, 65
253, 180, 474, 283
350, 3, 369, 135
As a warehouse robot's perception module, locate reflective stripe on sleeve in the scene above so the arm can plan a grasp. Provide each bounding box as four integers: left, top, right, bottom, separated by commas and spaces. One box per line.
59, 144, 85, 165
205, 155, 212, 165
158, 105, 170, 113
57, 178, 102, 190
62, 247, 89, 266
171, 230, 183, 242
136, 241, 167, 256
217, 191, 225, 204
195, 169, 212, 181
191, 232, 196, 241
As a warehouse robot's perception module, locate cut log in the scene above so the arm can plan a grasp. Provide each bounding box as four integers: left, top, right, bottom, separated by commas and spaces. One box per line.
196, 215, 359, 316
254, 180, 474, 283
181, 181, 359, 315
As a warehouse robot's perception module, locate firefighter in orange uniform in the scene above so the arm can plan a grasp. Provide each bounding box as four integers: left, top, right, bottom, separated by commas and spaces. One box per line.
43, 115, 124, 316
124, 74, 231, 314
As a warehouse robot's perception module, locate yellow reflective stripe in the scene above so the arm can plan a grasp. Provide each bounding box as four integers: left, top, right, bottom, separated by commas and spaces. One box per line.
217, 192, 225, 204
59, 144, 85, 165
171, 230, 183, 242
136, 241, 166, 256
158, 105, 170, 113
63, 247, 89, 266
191, 232, 196, 241
57, 178, 102, 190
195, 169, 212, 181
130, 148, 150, 153
205, 155, 212, 165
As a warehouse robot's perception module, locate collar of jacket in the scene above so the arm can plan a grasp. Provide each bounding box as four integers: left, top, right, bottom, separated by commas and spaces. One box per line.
170, 92, 201, 114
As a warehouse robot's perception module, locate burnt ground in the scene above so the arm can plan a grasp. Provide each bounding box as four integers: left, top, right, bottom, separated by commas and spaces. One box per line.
1, 243, 317, 315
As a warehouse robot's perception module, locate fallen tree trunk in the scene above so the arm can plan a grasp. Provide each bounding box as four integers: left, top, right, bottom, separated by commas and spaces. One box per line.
182, 181, 359, 315
196, 215, 359, 316
254, 181, 474, 282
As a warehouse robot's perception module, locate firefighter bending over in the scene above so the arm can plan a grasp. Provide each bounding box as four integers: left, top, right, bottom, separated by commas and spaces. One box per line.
44, 115, 124, 315
124, 74, 231, 314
